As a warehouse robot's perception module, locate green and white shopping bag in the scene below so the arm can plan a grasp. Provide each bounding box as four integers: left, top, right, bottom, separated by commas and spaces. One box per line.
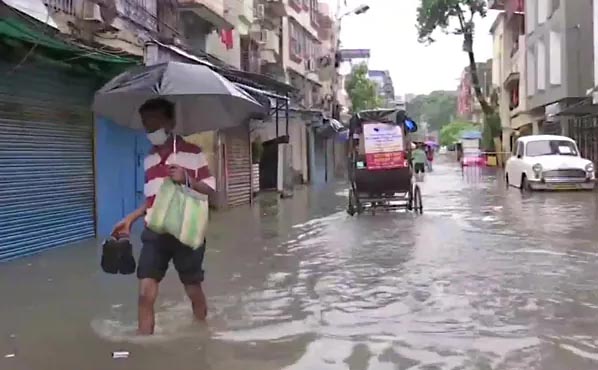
146, 136, 209, 249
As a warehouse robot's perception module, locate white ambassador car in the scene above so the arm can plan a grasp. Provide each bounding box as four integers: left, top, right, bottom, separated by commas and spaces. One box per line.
505, 135, 595, 191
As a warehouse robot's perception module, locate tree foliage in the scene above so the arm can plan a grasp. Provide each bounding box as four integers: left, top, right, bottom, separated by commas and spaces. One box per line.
346, 63, 381, 113
439, 120, 478, 146
416, 0, 494, 117
407, 91, 457, 132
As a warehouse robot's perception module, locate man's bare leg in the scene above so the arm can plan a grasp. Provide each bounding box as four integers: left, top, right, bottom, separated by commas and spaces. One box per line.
184, 283, 207, 321
138, 278, 159, 335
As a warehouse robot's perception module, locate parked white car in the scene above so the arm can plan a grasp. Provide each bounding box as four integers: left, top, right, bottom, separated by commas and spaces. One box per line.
505, 135, 595, 191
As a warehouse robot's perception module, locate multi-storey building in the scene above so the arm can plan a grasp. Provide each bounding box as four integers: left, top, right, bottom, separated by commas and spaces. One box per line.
367, 70, 395, 107
251, 0, 337, 186
0, 0, 300, 259
457, 60, 493, 124
490, 0, 532, 152
524, 0, 593, 135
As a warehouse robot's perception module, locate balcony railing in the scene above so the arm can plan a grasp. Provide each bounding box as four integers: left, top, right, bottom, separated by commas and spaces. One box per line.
43, 0, 80, 16
179, 0, 233, 29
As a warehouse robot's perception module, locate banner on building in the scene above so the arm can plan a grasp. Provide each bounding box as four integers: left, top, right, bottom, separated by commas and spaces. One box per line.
363, 122, 406, 169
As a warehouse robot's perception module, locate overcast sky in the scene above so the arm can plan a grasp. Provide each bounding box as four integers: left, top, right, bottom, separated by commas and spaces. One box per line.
336, 0, 497, 96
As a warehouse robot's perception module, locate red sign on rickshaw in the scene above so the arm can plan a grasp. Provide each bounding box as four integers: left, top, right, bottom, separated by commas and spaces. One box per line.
363, 122, 407, 170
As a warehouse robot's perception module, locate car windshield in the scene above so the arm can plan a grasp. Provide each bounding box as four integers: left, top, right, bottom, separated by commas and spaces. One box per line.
525, 140, 578, 157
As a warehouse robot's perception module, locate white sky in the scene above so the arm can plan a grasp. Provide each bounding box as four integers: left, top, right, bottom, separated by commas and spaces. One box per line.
337, 0, 498, 95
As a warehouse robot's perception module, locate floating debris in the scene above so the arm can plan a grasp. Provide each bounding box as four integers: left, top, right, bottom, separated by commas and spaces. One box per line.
112, 351, 129, 359
4, 353, 15, 359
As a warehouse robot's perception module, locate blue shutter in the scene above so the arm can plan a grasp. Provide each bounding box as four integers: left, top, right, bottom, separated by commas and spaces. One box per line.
0, 59, 97, 261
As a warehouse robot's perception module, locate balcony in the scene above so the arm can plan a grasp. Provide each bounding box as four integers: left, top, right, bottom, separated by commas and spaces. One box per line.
178, 0, 233, 30
43, 0, 159, 31
238, 0, 254, 25
261, 0, 287, 17
256, 29, 280, 64
317, 2, 332, 28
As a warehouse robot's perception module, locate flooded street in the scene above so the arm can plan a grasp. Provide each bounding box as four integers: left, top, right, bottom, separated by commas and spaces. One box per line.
4, 157, 598, 369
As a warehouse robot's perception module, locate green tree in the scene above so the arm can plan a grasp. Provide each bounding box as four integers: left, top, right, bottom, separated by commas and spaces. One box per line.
408, 91, 457, 132
439, 120, 478, 146
346, 63, 381, 113
416, 0, 494, 118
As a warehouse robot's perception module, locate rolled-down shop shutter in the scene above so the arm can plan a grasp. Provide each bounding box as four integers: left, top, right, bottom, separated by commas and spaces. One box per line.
225, 126, 251, 207
0, 59, 97, 261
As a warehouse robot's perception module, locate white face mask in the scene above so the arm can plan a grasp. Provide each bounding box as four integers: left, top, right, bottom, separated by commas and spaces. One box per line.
147, 128, 169, 146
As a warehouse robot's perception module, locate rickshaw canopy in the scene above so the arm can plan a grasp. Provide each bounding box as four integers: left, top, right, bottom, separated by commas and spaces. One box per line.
349, 108, 418, 133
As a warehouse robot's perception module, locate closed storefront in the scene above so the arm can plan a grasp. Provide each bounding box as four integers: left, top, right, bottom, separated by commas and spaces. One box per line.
224, 126, 251, 207
570, 116, 598, 165
0, 58, 98, 260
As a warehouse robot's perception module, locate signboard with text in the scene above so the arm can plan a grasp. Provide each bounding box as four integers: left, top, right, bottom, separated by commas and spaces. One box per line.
363, 122, 406, 170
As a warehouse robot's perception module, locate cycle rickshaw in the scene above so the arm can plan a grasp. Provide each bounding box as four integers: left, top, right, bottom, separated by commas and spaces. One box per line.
347, 108, 423, 215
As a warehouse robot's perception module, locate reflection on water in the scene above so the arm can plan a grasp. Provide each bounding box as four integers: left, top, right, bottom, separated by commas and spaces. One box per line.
3, 158, 598, 369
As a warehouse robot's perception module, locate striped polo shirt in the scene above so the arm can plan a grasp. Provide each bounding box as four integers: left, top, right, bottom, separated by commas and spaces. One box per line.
144, 135, 215, 216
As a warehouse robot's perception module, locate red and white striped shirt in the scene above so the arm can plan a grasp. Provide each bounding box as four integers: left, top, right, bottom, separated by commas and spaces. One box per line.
144, 135, 215, 215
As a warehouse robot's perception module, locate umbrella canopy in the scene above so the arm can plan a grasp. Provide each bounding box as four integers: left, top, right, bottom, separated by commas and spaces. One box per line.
425, 140, 438, 147
93, 62, 268, 134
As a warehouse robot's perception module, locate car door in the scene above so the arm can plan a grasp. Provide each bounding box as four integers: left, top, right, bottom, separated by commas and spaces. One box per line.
509, 141, 524, 187
506, 140, 520, 187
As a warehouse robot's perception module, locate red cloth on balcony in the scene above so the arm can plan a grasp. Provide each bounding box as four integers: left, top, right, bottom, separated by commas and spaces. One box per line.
220, 29, 233, 50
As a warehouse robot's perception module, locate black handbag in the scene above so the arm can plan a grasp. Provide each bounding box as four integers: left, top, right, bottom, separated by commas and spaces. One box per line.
101, 237, 136, 275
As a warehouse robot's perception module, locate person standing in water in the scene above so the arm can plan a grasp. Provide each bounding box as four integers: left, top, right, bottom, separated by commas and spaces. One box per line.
411, 143, 427, 180
111, 98, 215, 335
425, 144, 434, 172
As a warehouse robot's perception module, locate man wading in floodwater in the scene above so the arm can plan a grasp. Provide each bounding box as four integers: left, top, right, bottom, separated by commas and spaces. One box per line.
111, 98, 215, 335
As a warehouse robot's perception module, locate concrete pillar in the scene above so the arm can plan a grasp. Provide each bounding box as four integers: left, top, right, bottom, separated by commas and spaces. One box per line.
532, 120, 540, 135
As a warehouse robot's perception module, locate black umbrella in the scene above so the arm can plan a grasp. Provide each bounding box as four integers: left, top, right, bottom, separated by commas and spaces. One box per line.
93, 62, 267, 134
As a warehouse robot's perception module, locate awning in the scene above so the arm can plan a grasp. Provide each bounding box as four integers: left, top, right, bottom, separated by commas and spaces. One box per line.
0, 16, 137, 65
1, 0, 58, 29
555, 98, 598, 117
509, 111, 533, 129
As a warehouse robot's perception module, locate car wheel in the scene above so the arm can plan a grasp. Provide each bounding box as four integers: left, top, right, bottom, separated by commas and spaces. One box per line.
521, 174, 531, 192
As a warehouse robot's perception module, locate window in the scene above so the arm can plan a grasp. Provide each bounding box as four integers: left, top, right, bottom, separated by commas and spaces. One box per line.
537, 0, 547, 24
527, 0, 536, 33
526, 140, 578, 157
516, 141, 524, 157
289, 22, 302, 59
527, 47, 536, 95
549, 31, 561, 85
536, 40, 546, 90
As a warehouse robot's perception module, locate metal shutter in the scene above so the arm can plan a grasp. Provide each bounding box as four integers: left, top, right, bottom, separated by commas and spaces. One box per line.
0, 59, 97, 261
225, 126, 251, 207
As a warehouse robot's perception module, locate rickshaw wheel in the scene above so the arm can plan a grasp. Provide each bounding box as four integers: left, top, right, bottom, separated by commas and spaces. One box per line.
347, 189, 356, 216
407, 187, 414, 211
413, 185, 423, 214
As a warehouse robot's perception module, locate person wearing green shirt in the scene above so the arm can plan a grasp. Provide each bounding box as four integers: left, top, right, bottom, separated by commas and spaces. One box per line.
411, 143, 427, 176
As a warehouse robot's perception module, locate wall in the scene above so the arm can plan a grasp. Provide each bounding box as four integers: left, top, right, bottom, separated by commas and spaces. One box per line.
527, 0, 593, 110
563, 0, 594, 98
207, 29, 242, 68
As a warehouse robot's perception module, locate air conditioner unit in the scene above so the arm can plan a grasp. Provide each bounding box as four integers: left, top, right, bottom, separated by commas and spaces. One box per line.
259, 29, 268, 43
83, 2, 103, 22
256, 4, 265, 19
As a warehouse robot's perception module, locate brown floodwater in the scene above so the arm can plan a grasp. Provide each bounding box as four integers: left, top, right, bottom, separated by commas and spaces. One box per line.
3, 157, 598, 369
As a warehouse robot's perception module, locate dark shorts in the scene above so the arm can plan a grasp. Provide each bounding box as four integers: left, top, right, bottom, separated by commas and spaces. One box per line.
137, 228, 206, 285
414, 163, 425, 174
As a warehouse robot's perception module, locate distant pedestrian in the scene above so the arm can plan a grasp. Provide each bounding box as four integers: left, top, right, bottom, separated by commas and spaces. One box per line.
426, 145, 434, 172
412, 143, 427, 180
111, 98, 215, 335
